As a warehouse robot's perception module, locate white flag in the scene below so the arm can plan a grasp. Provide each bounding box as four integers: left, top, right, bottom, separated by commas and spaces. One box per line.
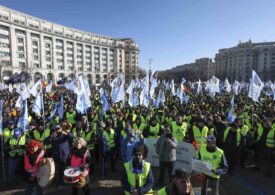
197, 80, 202, 94
8, 84, 13, 93
29, 79, 42, 96
32, 91, 43, 116
224, 79, 231, 93
248, 70, 264, 102
16, 83, 30, 100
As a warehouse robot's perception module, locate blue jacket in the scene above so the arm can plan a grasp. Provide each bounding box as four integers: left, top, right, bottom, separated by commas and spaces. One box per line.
44, 132, 73, 162
121, 135, 145, 163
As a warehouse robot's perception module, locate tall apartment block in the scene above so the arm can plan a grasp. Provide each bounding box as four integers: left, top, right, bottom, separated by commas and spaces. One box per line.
0, 6, 139, 85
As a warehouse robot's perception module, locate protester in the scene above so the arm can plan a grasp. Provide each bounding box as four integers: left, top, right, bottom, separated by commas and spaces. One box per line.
67, 138, 91, 195
156, 168, 195, 195
156, 124, 178, 185
23, 140, 45, 195
199, 135, 228, 195
121, 144, 154, 195
44, 124, 73, 185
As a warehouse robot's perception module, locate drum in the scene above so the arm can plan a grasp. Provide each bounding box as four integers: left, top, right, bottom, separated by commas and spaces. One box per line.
37, 158, 55, 187
63, 167, 81, 184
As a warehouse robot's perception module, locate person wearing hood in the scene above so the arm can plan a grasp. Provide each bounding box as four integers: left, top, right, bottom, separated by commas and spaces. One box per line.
24, 140, 46, 195
121, 144, 154, 195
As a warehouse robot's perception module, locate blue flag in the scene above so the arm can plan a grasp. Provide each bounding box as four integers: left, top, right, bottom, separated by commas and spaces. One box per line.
227, 96, 236, 124
58, 95, 64, 119
49, 107, 57, 120
100, 88, 110, 115
17, 100, 29, 132
32, 91, 43, 116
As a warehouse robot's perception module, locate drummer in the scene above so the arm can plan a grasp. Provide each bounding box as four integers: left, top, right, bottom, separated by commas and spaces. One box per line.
67, 137, 92, 195
23, 140, 46, 195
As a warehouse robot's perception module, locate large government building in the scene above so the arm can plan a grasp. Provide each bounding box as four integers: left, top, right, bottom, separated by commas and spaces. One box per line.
214, 40, 275, 82
0, 5, 139, 85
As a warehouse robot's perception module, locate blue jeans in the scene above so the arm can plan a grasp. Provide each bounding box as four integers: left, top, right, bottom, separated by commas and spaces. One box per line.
7, 156, 19, 184
25, 182, 43, 195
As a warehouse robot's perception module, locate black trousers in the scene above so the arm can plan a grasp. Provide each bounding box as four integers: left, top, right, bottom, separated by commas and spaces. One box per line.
158, 161, 175, 184
201, 175, 220, 195
72, 184, 90, 195
102, 148, 116, 177
224, 149, 238, 174
255, 146, 274, 176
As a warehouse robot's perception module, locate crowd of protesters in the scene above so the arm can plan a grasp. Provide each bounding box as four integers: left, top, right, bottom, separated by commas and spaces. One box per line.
0, 78, 274, 195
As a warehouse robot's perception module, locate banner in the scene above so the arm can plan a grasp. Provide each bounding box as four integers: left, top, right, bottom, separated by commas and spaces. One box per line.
144, 138, 159, 167
174, 141, 196, 173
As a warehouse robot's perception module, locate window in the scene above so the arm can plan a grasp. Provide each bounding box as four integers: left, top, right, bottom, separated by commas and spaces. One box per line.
17, 38, 24, 44
46, 57, 51, 62
18, 53, 25, 58
46, 51, 51, 55
33, 49, 38, 54
18, 46, 24, 52
33, 55, 39, 60
32, 41, 38, 46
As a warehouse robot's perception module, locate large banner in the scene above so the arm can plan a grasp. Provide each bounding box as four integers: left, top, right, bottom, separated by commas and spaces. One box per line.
145, 138, 196, 173
145, 138, 159, 167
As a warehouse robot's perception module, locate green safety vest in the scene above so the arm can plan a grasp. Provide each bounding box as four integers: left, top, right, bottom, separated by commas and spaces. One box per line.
192, 125, 208, 146
82, 131, 94, 150
3, 127, 11, 144
121, 130, 128, 140
72, 128, 83, 142
165, 117, 174, 126
140, 116, 147, 124
256, 125, 275, 148
184, 115, 192, 122
9, 131, 26, 157
240, 125, 249, 136
149, 124, 160, 138
223, 127, 241, 146
124, 161, 152, 195
244, 118, 252, 130
66, 111, 76, 125
103, 129, 115, 149
157, 187, 167, 195
133, 123, 146, 133
199, 145, 223, 179
33, 129, 52, 149
171, 121, 187, 141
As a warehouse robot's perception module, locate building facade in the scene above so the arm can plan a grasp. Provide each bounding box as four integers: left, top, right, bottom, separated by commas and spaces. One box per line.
214, 40, 275, 82
0, 6, 139, 85
158, 58, 214, 82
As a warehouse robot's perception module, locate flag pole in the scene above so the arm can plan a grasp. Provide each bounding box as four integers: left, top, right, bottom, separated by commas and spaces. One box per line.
41, 83, 46, 150
0, 100, 6, 182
